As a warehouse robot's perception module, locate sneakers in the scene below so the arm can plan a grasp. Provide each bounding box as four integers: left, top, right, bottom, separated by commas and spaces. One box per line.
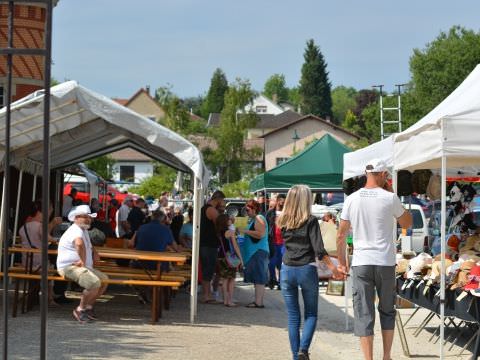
72, 308, 90, 324
298, 351, 310, 360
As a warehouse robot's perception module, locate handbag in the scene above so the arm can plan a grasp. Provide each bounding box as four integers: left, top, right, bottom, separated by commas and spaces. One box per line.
220, 234, 241, 269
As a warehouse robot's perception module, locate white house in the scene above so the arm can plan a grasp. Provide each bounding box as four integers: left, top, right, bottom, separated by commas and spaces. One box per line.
243, 94, 285, 115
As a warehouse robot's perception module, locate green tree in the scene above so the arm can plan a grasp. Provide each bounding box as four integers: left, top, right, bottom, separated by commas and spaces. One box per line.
263, 73, 289, 103
410, 26, 480, 115
128, 162, 177, 198
331, 86, 357, 124
209, 79, 257, 183
299, 39, 332, 118
287, 86, 301, 111
220, 180, 251, 198
201, 68, 228, 118
156, 85, 205, 135
85, 155, 116, 180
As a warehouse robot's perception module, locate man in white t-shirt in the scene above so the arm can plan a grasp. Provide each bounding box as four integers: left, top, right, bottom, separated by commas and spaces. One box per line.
336, 159, 412, 360
115, 196, 133, 238
57, 205, 108, 324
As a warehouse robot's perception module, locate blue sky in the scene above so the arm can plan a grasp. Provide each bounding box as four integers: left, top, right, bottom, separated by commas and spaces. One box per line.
52, 1, 480, 99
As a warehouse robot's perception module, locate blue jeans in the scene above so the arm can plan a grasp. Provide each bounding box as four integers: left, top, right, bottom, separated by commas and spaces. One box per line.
281, 263, 319, 360
268, 244, 284, 283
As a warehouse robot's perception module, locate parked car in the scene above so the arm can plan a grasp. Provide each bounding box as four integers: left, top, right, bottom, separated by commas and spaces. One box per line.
398, 204, 429, 253
225, 198, 247, 217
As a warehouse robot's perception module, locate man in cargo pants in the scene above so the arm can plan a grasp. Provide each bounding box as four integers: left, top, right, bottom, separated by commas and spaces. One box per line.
336, 159, 412, 360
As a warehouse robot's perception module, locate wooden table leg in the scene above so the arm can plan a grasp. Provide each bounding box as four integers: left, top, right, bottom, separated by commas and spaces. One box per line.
151, 286, 158, 324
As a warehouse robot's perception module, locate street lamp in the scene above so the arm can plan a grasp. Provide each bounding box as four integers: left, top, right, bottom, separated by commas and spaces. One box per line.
292, 129, 300, 154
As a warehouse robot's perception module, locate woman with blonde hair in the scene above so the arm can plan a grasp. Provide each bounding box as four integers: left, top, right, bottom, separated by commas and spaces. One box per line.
277, 185, 344, 360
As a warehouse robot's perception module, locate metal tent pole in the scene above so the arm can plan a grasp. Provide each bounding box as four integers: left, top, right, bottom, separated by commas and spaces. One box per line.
2, 2, 15, 358
190, 177, 202, 323
40, 1, 53, 359
440, 118, 446, 360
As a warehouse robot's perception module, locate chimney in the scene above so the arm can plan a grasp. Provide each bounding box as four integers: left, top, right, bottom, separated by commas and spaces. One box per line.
145, 85, 150, 96
272, 93, 278, 104
325, 116, 331, 123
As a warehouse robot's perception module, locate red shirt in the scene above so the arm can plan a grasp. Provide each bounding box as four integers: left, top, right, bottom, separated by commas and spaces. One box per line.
274, 225, 284, 245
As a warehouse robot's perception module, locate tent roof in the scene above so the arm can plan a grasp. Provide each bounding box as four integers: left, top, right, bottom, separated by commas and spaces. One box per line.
343, 135, 395, 180
250, 134, 351, 192
0, 81, 209, 186
394, 64, 480, 172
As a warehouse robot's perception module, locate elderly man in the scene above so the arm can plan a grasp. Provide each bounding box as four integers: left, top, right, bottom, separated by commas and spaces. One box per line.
57, 205, 108, 323
336, 159, 412, 360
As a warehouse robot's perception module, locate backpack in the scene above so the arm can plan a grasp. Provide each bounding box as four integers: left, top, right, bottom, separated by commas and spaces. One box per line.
397, 170, 413, 196
412, 170, 433, 194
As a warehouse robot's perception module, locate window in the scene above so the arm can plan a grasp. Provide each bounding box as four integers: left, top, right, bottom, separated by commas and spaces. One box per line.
276, 157, 290, 166
119, 165, 135, 182
255, 105, 267, 113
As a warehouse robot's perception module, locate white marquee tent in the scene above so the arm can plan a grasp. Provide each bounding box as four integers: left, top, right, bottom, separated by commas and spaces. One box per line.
0, 81, 209, 323
393, 64, 480, 358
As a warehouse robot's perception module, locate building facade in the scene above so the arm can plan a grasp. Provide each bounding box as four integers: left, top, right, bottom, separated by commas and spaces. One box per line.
0, 1, 59, 106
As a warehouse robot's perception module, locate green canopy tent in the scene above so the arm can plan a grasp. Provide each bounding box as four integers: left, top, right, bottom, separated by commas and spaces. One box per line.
250, 134, 351, 193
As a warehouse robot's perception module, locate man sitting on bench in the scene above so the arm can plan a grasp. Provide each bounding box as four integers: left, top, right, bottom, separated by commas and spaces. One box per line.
57, 205, 108, 324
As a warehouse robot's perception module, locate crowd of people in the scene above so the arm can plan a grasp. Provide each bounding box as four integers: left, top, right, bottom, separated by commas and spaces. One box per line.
17, 157, 411, 359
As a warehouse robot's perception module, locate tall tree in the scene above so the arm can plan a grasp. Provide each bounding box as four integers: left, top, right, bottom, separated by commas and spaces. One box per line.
410, 26, 480, 116
299, 39, 332, 118
201, 68, 228, 118
85, 155, 117, 180
263, 73, 289, 103
331, 86, 357, 125
210, 79, 257, 183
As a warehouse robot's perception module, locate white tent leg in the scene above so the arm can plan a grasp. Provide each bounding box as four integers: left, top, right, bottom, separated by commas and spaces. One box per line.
10, 170, 23, 265
32, 175, 37, 201
190, 178, 202, 324
440, 120, 446, 360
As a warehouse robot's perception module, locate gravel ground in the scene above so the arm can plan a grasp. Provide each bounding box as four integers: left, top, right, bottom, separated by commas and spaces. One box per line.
0, 280, 476, 359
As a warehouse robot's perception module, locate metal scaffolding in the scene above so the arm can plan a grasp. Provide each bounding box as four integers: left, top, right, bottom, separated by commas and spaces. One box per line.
1, 1, 53, 359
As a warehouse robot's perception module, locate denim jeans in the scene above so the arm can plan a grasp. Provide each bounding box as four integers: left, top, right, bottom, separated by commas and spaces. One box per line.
281, 263, 319, 360
268, 244, 284, 283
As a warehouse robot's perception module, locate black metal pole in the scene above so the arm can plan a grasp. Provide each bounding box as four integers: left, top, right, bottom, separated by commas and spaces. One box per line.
2, 2, 14, 359
40, 1, 53, 359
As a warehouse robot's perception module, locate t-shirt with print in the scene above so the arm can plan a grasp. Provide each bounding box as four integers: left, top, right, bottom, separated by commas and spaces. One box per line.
57, 223, 93, 270
341, 187, 405, 267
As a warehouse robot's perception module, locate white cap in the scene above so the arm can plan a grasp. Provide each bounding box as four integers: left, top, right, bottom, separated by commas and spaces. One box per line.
68, 205, 97, 222
365, 158, 388, 173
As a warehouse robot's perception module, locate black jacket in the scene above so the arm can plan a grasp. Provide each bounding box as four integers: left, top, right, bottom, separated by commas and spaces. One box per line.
281, 215, 328, 266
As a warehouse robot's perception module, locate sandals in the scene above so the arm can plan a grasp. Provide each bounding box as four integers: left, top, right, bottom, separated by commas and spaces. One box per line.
224, 303, 238, 307
246, 302, 264, 308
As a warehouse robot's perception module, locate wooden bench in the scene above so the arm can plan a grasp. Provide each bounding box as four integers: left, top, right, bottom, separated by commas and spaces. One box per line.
1, 271, 181, 323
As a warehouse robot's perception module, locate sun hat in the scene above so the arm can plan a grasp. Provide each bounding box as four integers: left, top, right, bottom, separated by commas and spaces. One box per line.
68, 205, 97, 222
365, 159, 388, 173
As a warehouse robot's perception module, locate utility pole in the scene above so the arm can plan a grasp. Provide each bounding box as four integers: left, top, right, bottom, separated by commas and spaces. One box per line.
373, 83, 407, 139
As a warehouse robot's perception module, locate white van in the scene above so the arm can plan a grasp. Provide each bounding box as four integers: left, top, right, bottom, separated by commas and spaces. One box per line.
399, 204, 429, 253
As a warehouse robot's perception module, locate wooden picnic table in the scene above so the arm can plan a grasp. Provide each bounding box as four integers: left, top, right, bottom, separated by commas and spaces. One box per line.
8, 246, 188, 322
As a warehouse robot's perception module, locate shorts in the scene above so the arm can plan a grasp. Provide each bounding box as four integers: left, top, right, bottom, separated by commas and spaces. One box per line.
244, 250, 269, 285
200, 246, 218, 282
59, 266, 108, 290
218, 257, 237, 279
351, 265, 396, 337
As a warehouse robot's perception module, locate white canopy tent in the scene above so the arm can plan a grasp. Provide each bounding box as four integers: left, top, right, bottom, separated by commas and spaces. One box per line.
0, 81, 209, 323
393, 64, 480, 359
